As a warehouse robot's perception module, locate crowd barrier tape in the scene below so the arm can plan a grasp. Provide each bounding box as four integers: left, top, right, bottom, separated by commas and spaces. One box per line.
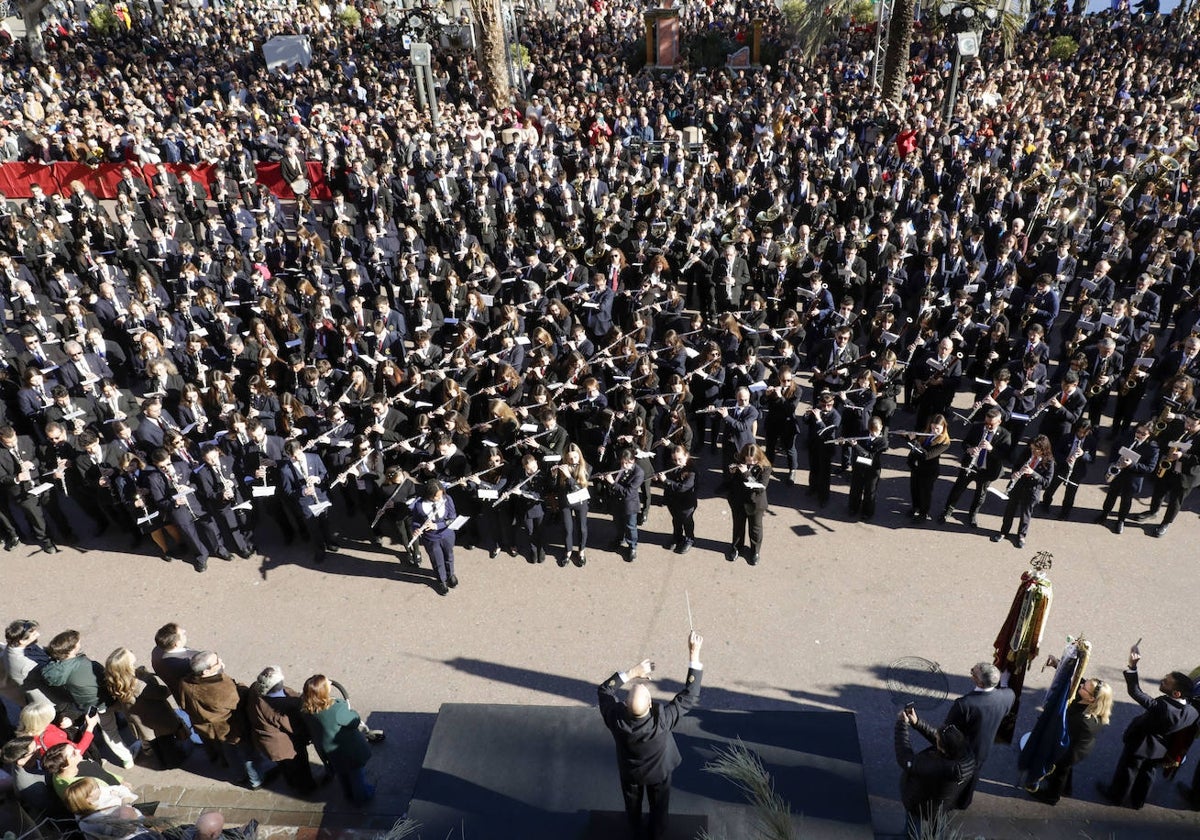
0, 161, 332, 201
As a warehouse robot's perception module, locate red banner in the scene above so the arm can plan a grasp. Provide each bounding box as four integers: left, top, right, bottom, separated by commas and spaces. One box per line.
0, 161, 328, 201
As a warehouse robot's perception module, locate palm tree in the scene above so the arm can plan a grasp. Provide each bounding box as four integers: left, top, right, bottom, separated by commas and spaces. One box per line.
469, 0, 514, 109
789, 0, 1022, 109
16, 0, 51, 62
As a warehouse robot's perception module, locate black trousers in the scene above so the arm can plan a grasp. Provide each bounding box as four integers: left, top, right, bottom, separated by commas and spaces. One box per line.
668, 504, 694, 544
944, 467, 993, 516
1000, 490, 1037, 539
730, 505, 763, 553
848, 467, 879, 517
1108, 749, 1160, 808
621, 774, 671, 840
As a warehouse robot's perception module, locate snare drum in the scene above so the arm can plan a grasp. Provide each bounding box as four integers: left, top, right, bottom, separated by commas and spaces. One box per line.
289, 177, 310, 196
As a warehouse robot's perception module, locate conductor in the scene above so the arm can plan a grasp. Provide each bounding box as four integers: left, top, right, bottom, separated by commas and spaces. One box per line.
598, 631, 704, 840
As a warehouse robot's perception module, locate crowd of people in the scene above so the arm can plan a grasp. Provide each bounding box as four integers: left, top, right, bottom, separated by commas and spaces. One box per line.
0, 0, 1197, 829
1, 619, 384, 838
0, 0, 1196, 593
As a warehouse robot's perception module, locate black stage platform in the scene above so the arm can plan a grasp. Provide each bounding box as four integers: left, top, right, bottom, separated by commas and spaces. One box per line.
406, 704, 874, 839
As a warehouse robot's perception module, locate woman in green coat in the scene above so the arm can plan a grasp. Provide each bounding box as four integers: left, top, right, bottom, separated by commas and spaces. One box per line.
299, 675, 376, 803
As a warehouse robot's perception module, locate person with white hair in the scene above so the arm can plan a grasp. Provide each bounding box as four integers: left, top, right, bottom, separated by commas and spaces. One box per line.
942, 661, 1015, 808
598, 631, 703, 840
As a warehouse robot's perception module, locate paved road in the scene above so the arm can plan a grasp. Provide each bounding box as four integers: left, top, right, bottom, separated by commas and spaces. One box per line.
9, 413, 1200, 839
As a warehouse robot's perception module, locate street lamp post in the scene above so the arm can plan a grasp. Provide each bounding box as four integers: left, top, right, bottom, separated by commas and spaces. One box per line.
938, 2, 997, 123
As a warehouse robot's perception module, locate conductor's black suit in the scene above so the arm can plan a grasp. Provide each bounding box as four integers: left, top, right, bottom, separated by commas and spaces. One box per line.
598, 666, 703, 839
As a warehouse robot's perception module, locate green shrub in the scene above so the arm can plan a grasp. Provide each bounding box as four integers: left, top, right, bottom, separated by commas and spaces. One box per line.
88, 3, 121, 35
337, 6, 363, 29
1049, 35, 1079, 60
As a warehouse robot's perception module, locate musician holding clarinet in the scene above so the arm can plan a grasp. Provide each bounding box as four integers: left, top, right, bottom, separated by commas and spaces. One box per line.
725, 443, 772, 565
846, 416, 887, 521
410, 479, 460, 596
1095, 422, 1158, 534
939, 409, 1011, 528
195, 444, 255, 559
991, 434, 1054, 549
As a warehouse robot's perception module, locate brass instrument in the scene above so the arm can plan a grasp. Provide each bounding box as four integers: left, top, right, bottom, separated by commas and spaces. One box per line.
1120, 363, 1151, 395
1179, 136, 1199, 153
1153, 398, 1180, 435
1156, 447, 1178, 478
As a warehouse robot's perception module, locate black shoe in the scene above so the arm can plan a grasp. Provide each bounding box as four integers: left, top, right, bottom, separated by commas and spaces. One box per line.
536, 548, 545, 564
990, 533, 1004, 543
936, 509, 951, 524
40, 541, 58, 554
578, 552, 587, 566
1030, 788, 1059, 806
489, 547, 499, 559
1114, 521, 1124, 535
506, 546, 518, 557
447, 575, 459, 588
748, 553, 759, 566
967, 516, 979, 528
1015, 537, 1026, 548
557, 555, 568, 567
435, 580, 449, 596
235, 549, 253, 559
725, 546, 738, 562
95, 521, 109, 537
313, 550, 325, 564
326, 540, 341, 553
679, 539, 693, 554
194, 557, 208, 573
1154, 524, 1169, 537
626, 548, 636, 562
3, 536, 17, 551
216, 551, 232, 562
1130, 511, 1154, 522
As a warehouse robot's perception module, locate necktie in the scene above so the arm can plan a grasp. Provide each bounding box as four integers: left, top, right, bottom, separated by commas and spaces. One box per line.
977, 431, 992, 467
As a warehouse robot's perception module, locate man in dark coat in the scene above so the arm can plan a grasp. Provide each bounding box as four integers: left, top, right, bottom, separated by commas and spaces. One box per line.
939, 409, 1012, 527
943, 662, 1015, 808
1098, 645, 1198, 809
895, 707, 975, 832
598, 631, 703, 840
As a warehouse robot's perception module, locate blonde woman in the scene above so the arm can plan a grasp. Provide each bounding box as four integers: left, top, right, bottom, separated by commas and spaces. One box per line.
300, 675, 378, 803
556, 443, 591, 566
1030, 677, 1113, 805
103, 649, 188, 768
17, 700, 98, 756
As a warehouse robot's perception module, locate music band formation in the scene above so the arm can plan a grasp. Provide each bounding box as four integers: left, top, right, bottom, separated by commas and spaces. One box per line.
2, 126, 1200, 588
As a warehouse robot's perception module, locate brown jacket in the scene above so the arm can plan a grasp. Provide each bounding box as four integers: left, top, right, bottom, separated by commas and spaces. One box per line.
113, 670, 185, 740
178, 672, 247, 744
247, 687, 309, 761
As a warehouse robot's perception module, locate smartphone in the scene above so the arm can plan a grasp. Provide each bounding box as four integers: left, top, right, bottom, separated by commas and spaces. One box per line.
904, 702, 915, 714
85, 705, 99, 718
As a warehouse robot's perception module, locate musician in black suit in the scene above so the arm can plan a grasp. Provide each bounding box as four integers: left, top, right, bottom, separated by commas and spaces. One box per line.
598, 631, 703, 840
602, 449, 644, 562
845, 416, 888, 521
943, 661, 1016, 809
711, 243, 750, 312
0, 426, 57, 553
1134, 412, 1200, 537
132, 397, 179, 456
1035, 372, 1088, 446
725, 443, 771, 565
142, 447, 225, 572
194, 445, 255, 559
655, 445, 696, 554
1097, 646, 1199, 810
717, 387, 758, 467
939, 409, 1012, 527
991, 434, 1055, 549
279, 438, 340, 563
1095, 422, 1159, 534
